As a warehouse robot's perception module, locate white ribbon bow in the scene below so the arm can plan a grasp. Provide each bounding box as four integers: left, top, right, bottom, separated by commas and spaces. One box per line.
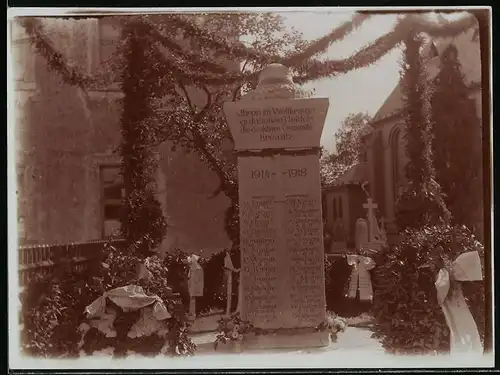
224, 252, 240, 273
186, 254, 204, 297
435, 251, 483, 354
224, 252, 241, 315
346, 255, 376, 301
85, 284, 171, 321
137, 262, 153, 281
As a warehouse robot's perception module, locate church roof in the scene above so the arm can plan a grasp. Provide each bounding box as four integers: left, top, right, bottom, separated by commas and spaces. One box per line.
371, 27, 481, 125
330, 163, 367, 188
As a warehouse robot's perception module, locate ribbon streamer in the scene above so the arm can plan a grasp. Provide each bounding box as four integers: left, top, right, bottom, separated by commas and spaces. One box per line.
224, 252, 241, 315
187, 254, 204, 297
127, 306, 169, 339
224, 252, 240, 273
435, 251, 483, 354
346, 255, 376, 302
137, 262, 153, 282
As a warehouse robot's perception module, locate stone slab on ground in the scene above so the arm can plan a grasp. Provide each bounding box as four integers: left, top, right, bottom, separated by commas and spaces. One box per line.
188, 313, 223, 334
344, 313, 374, 327
191, 326, 383, 355
242, 330, 330, 350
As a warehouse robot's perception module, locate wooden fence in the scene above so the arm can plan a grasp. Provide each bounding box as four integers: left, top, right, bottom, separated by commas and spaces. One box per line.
18, 239, 126, 287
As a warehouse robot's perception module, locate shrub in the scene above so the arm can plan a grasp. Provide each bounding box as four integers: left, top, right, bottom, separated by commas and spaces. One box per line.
20, 267, 104, 357
20, 240, 195, 358
370, 224, 485, 354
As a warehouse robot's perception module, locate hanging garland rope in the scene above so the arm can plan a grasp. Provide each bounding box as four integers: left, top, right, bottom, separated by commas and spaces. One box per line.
19, 12, 479, 92
17, 17, 119, 89
119, 13, 373, 89
294, 18, 410, 83
294, 13, 478, 83
18, 17, 94, 88
17, 12, 371, 89
166, 12, 372, 67
138, 16, 229, 75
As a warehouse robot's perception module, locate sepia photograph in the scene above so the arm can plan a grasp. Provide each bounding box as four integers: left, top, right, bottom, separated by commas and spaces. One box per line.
7, 6, 493, 370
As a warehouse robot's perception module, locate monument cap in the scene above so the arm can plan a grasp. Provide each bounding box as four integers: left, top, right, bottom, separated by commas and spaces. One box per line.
258, 63, 294, 85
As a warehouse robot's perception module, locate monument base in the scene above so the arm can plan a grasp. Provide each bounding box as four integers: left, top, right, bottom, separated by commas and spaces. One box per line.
242, 329, 330, 351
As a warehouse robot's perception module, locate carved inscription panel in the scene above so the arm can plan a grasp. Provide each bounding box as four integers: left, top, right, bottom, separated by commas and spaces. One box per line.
238, 155, 326, 329
223, 98, 329, 150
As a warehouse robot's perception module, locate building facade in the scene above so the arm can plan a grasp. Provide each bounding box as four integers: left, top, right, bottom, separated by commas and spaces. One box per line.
322, 163, 367, 253
12, 17, 237, 255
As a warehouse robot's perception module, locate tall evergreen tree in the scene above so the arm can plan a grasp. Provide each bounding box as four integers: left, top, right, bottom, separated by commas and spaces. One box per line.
430, 43, 482, 236
394, 33, 450, 230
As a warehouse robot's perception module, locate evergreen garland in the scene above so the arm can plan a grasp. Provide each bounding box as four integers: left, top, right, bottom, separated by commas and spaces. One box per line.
394, 33, 450, 230
18, 13, 479, 90
119, 21, 167, 256
430, 43, 483, 236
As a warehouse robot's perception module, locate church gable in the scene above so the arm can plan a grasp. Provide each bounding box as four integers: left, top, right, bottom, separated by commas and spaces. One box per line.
371, 26, 480, 124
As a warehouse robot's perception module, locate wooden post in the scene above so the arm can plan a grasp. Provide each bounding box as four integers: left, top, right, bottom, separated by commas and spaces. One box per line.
189, 296, 196, 319
226, 269, 232, 316
187, 254, 204, 320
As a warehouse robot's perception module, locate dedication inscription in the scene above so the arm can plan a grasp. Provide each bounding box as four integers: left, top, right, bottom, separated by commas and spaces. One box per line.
223, 98, 329, 150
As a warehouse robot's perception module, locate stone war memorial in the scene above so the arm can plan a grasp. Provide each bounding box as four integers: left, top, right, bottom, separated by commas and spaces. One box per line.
223, 63, 330, 349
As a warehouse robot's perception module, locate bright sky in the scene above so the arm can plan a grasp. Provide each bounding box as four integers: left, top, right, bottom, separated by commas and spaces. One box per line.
279, 11, 403, 152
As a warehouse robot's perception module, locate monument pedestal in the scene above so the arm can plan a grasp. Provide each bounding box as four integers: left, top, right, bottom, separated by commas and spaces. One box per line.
242, 329, 330, 351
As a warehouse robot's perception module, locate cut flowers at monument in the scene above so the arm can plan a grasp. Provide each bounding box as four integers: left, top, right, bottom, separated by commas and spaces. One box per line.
316, 313, 348, 342
213, 313, 253, 350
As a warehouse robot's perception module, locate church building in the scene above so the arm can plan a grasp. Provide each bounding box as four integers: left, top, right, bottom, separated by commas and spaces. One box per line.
322, 26, 483, 250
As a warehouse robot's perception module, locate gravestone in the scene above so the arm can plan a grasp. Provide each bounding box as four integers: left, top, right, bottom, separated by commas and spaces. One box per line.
223, 63, 330, 349
362, 198, 386, 252
354, 218, 369, 250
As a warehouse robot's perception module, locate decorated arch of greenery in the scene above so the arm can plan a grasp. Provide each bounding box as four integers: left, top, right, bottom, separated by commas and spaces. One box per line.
18, 11, 480, 255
